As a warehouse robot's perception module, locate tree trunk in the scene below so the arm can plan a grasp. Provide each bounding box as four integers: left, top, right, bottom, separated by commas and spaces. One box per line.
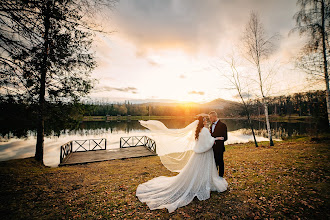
257, 58, 274, 146
246, 106, 258, 148
263, 102, 274, 146
321, 0, 330, 127
240, 93, 258, 147
35, 1, 51, 164
274, 104, 277, 115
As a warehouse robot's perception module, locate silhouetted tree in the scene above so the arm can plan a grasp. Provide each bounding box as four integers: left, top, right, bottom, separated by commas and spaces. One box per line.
0, 0, 116, 164
222, 54, 259, 147
291, 0, 330, 127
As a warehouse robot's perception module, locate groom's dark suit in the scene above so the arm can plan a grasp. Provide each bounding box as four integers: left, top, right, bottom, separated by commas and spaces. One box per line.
210, 119, 227, 177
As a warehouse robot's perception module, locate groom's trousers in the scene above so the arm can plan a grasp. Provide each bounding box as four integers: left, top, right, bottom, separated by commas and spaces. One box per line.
210, 120, 227, 178
213, 146, 224, 177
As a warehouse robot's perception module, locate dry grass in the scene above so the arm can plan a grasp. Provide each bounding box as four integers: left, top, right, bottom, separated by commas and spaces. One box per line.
0, 136, 329, 219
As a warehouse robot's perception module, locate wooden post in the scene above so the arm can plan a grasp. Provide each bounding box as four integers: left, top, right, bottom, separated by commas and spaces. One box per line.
60, 146, 63, 163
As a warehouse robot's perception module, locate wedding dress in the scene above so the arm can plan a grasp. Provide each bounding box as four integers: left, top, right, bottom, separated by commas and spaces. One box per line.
136, 120, 228, 213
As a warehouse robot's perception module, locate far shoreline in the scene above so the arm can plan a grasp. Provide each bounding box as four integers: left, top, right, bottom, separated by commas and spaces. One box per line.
81, 115, 314, 123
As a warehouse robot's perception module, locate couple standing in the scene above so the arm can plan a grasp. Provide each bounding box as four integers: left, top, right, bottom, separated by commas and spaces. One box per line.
136, 111, 228, 213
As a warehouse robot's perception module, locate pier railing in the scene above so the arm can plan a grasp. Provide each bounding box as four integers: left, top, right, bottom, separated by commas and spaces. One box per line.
60, 138, 107, 163
120, 136, 156, 153
60, 136, 156, 164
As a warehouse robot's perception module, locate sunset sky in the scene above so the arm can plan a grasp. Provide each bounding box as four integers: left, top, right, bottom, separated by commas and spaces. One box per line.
87, 0, 322, 103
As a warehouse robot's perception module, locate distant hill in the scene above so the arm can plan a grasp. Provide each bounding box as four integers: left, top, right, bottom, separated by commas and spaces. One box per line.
138, 98, 240, 109
201, 98, 240, 109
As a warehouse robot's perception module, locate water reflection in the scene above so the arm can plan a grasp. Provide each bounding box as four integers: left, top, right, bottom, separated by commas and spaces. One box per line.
0, 118, 323, 167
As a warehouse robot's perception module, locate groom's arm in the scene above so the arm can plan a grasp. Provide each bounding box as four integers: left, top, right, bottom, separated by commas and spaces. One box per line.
222, 123, 227, 142
215, 123, 227, 141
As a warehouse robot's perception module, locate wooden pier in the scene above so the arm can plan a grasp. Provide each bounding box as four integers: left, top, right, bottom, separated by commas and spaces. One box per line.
59, 136, 156, 166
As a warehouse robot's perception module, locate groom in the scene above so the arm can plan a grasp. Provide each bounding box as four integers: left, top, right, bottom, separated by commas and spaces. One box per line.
208, 111, 228, 177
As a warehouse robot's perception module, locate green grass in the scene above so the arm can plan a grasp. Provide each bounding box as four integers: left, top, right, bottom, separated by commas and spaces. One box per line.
0, 137, 329, 219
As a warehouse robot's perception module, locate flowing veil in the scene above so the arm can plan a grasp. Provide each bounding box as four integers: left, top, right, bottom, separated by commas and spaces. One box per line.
139, 120, 199, 172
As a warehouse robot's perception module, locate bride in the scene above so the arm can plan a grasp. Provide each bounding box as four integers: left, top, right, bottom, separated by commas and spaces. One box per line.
136, 116, 228, 213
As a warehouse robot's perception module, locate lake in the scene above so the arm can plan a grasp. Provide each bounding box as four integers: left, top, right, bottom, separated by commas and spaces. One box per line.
0, 118, 324, 167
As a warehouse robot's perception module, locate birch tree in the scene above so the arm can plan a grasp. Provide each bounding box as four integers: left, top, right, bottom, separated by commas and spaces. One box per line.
242, 12, 276, 146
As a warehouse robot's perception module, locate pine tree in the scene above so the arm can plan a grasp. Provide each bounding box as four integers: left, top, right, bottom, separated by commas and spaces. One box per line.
0, 0, 115, 164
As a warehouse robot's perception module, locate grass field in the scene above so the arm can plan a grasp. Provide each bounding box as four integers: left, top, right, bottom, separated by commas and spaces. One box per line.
0, 136, 329, 219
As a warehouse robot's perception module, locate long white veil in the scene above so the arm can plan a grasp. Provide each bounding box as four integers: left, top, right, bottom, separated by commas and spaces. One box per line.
139, 120, 198, 172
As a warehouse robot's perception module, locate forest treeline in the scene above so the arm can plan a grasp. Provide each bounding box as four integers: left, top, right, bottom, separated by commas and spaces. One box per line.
249, 90, 327, 118
83, 90, 327, 119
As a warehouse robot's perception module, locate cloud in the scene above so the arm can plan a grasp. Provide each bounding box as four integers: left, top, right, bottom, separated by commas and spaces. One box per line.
189, 91, 205, 95
112, 0, 224, 55
232, 92, 252, 100
87, 1, 310, 102
96, 86, 138, 94
148, 59, 160, 66
111, 0, 298, 56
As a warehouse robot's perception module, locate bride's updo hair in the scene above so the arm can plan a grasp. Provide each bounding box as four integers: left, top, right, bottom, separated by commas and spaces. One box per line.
195, 116, 205, 140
